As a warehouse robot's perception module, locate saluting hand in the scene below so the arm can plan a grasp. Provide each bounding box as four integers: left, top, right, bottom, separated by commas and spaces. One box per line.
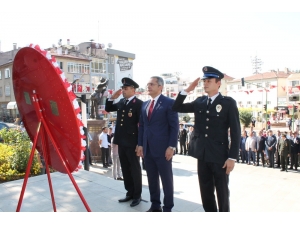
222, 159, 235, 175
110, 89, 122, 99
184, 77, 201, 93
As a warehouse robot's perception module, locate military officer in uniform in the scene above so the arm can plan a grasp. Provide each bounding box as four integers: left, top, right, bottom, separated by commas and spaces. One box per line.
105, 77, 143, 207
278, 133, 291, 172
172, 66, 241, 212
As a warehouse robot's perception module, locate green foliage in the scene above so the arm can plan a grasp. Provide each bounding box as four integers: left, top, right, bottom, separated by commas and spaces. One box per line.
182, 114, 191, 122
0, 129, 40, 182
239, 110, 253, 128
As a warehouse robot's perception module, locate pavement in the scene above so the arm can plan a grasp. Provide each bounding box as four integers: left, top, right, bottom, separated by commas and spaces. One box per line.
1, 151, 300, 212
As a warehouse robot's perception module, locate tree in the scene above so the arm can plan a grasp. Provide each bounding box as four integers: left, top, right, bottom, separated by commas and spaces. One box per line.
239, 110, 253, 129
182, 114, 191, 122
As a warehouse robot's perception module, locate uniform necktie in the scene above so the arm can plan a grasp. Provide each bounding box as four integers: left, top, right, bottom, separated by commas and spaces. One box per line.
148, 100, 155, 120
207, 98, 212, 109
124, 99, 129, 105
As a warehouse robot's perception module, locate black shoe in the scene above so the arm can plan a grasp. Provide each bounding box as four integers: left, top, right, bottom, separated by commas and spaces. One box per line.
90, 163, 93, 165
288, 167, 293, 169
280, 169, 284, 171
118, 196, 132, 202
130, 198, 141, 207
106, 164, 111, 167
103, 165, 108, 168
146, 207, 162, 212
268, 166, 272, 168
117, 177, 123, 180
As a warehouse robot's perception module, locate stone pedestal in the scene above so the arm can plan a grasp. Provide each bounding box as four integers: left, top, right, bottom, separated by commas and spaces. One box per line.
87, 119, 107, 163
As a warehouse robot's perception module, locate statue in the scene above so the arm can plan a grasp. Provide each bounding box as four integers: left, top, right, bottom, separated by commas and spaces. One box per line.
90, 77, 109, 119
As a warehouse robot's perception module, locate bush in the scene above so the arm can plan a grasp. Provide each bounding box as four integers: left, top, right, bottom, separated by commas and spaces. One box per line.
239, 110, 253, 128
0, 129, 40, 182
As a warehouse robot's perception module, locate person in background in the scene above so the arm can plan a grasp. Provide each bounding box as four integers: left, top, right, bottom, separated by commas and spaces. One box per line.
278, 133, 290, 172
178, 124, 187, 155
107, 127, 113, 165
245, 131, 257, 165
240, 131, 248, 163
256, 130, 266, 167
98, 127, 110, 168
265, 130, 277, 168
111, 136, 123, 180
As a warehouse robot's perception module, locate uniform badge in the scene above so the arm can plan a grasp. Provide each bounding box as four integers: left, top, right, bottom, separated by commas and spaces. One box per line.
203, 67, 207, 71
216, 104, 222, 112
128, 109, 132, 117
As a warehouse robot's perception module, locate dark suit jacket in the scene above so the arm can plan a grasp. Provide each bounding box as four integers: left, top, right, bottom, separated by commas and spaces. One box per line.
105, 97, 143, 148
179, 129, 187, 142
265, 135, 277, 151
172, 93, 241, 164
138, 95, 179, 158
290, 137, 300, 154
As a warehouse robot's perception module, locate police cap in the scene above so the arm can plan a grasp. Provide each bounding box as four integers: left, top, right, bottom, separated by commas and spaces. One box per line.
121, 77, 139, 89
201, 66, 224, 80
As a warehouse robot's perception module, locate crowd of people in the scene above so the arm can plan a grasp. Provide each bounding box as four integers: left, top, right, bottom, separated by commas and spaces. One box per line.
238, 128, 300, 172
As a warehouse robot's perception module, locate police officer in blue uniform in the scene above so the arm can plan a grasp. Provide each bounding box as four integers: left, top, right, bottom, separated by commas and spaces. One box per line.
172, 66, 241, 212
105, 77, 143, 207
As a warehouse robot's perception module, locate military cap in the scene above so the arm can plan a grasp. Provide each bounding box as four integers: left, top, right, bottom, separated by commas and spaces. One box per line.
121, 77, 139, 88
201, 66, 224, 80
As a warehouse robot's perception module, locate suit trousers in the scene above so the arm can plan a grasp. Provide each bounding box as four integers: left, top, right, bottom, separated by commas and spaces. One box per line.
268, 149, 275, 167
291, 153, 298, 169
256, 150, 265, 165
275, 150, 280, 167
118, 145, 142, 199
280, 155, 288, 170
179, 140, 187, 154
144, 146, 174, 212
197, 160, 230, 212
101, 147, 109, 166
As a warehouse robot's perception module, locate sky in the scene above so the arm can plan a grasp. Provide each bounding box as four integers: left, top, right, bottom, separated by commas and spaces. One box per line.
1, 0, 300, 87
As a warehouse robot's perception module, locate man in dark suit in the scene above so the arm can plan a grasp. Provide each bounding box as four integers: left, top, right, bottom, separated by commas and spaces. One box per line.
289, 131, 300, 170
172, 66, 241, 212
105, 77, 143, 207
179, 124, 187, 155
265, 130, 277, 168
136, 76, 179, 212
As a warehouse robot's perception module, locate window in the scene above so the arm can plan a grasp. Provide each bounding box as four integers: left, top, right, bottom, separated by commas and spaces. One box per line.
238, 101, 242, 105
229, 85, 234, 90
5, 85, 10, 96
256, 83, 262, 88
246, 83, 251, 89
265, 82, 270, 88
5, 68, 10, 78
57, 61, 63, 69
0, 87, 2, 97
247, 101, 252, 105
267, 101, 271, 105
237, 85, 242, 90
91, 60, 106, 73
109, 73, 114, 81
292, 80, 299, 86
110, 56, 114, 64
257, 101, 262, 105
68, 63, 90, 74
